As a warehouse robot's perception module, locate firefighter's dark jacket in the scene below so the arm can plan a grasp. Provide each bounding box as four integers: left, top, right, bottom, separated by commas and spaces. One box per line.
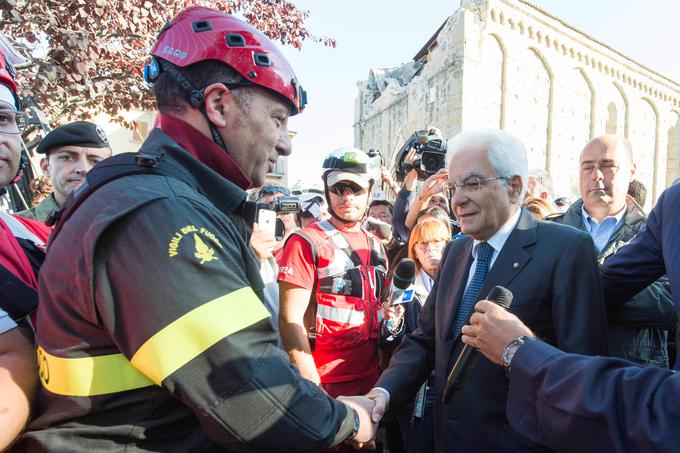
20, 129, 354, 452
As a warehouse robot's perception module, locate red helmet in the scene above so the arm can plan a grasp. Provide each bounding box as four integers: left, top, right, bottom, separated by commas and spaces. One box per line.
149, 6, 306, 114
0, 52, 18, 93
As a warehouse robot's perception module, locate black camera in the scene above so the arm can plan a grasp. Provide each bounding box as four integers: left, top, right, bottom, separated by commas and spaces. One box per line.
257, 196, 300, 213
395, 130, 447, 182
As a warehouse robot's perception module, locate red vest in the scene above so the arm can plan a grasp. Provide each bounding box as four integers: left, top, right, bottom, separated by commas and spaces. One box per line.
295, 220, 387, 383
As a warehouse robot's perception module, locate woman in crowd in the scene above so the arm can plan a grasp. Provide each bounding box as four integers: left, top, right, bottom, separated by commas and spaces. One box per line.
380, 216, 451, 452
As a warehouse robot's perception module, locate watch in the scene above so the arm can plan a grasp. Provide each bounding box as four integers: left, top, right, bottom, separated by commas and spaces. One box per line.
349, 407, 360, 439
502, 335, 535, 375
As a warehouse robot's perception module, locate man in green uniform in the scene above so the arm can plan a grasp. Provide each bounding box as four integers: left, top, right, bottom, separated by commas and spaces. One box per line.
17, 121, 111, 223
19, 7, 375, 452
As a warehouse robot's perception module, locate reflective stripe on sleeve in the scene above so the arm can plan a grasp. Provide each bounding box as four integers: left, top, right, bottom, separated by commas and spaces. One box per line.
37, 287, 270, 396
37, 346, 154, 396
131, 286, 270, 385
316, 305, 365, 326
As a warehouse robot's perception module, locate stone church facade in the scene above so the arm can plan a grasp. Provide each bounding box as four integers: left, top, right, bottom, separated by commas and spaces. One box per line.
354, 0, 680, 205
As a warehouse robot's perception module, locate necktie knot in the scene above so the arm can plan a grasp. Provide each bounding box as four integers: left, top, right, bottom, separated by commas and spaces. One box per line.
476, 242, 493, 265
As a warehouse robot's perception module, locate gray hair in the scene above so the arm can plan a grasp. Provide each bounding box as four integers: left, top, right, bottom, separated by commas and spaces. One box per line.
528, 168, 555, 200
446, 129, 529, 200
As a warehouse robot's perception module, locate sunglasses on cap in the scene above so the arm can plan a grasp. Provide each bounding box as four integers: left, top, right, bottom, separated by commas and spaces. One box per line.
258, 185, 290, 197
329, 181, 365, 196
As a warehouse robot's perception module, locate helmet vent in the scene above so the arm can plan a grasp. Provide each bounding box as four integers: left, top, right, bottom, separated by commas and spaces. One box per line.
254, 53, 271, 67
226, 33, 246, 47
192, 20, 212, 33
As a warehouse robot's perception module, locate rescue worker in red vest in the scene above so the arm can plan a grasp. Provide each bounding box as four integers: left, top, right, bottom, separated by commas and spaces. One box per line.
278, 147, 388, 399
18, 7, 377, 451
0, 36, 51, 451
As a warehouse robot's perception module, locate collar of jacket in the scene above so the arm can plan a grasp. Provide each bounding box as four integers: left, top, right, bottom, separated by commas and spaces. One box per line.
559, 197, 646, 256
157, 114, 252, 191
562, 198, 645, 231
139, 128, 247, 218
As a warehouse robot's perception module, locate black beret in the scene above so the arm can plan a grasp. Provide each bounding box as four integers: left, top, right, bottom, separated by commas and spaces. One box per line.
36, 121, 110, 154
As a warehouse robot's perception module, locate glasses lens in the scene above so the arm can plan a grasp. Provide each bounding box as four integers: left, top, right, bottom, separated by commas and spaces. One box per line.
331, 182, 362, 195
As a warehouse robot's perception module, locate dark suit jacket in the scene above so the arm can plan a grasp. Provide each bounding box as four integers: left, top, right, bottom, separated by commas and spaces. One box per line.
505, 185, 680, 452
377, 209, 609, 452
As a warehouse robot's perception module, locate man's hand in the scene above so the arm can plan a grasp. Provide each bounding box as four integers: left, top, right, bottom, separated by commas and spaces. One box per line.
419, 168, 448, 201
249, 222, 277, 263
365, 388, 389, 423
338, 395, 377, 449
461, 300, 534, 365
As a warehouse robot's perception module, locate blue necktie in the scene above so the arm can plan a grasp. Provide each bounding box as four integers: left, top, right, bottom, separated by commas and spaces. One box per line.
453, 242, 493, 338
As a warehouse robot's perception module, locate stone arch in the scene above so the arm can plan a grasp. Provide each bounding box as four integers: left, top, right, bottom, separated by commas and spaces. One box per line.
606, 102, 618, 134
613, 82, 629, 137
667, 111, 680, 186
629, 98, 659, 203
577, 68, 596, 137
505, 46, 553, 171
477, 33, 507, 129
552, 67, 593, 196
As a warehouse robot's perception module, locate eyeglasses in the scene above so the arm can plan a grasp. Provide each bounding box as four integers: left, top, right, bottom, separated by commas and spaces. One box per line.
444, 176, 507, 198
416, 239, 448, 251
258, 185, 290, 197
329, 181, 365, 196
0, 109, 27, 135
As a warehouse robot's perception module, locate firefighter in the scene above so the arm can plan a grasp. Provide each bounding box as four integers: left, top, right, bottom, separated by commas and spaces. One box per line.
278, 147, 388, 398
19, 7, 375, 451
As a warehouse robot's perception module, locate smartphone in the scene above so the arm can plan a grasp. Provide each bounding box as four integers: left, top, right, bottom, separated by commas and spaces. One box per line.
257, 209, 277, 236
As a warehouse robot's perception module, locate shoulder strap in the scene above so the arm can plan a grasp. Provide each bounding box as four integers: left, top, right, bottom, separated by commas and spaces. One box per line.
316, 220, 364, 268
47, 151, 192, 245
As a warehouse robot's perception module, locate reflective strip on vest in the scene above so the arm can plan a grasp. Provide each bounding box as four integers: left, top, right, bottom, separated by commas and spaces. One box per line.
38, 286, 270, 396
132, 287, 270, 385
316, 304, 365, 326
37, 346, 153, 397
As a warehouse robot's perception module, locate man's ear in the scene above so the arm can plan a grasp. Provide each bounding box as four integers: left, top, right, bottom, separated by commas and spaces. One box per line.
39, 157, 50, 177
202, 83, 235, 128
508, 175, 523, 203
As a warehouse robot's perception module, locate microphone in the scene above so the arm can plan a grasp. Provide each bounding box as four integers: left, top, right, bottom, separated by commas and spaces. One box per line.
441, 285, 513, 403
387, 258, 416, 306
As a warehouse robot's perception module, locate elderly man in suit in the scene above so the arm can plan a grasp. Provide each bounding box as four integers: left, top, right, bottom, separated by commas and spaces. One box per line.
462, 182, 680, 452
363, 130, 608, 452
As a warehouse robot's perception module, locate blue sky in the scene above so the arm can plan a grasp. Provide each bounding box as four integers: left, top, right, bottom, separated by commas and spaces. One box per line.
281, 0, 680, 187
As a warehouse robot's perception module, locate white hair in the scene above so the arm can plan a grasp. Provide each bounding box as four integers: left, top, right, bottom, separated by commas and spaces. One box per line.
446, 129, 529, 200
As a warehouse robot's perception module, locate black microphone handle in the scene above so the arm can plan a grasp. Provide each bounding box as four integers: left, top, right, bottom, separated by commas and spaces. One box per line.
441, 343, 479, 403
441, 286, 513, 404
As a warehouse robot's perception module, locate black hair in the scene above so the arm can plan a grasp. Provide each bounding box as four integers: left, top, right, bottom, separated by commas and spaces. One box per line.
153, 59, 252, 115
368, 199, 394, 215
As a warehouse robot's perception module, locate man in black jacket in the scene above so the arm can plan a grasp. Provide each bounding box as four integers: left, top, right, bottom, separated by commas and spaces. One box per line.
547, 135, 675, 366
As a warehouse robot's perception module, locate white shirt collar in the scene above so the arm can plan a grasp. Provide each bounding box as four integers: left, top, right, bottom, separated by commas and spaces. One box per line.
471, 206, 522, 259
581, 203, 626, 229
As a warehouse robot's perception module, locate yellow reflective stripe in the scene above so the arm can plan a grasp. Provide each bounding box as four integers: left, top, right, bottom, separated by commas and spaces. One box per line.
131, 286, 270, 385
37, 346, 154, 397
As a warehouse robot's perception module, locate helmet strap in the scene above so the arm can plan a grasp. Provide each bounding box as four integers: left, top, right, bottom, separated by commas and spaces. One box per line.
156, 59, 230, 153
323, 176, 373, 226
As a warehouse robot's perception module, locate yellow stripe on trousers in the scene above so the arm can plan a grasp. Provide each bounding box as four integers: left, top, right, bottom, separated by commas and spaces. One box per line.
38, 287, 270, 396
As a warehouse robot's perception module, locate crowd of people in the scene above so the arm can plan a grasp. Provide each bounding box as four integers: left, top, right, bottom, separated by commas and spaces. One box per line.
1, 5, 680, 453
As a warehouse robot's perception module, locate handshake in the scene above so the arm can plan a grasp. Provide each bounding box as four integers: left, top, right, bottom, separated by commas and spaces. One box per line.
337, 389, 390, 449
